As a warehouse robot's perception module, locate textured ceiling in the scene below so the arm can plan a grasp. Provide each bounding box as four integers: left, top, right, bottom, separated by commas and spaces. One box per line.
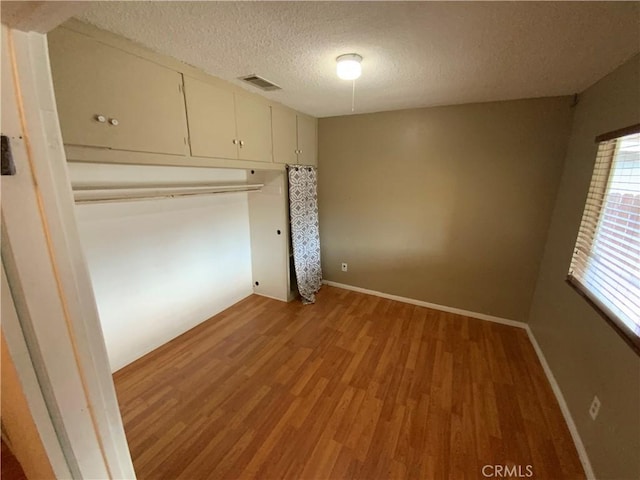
77, 1, 640, 118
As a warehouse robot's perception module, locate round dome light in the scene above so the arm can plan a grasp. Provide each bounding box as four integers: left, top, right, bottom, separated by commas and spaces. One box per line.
336, 53, 363, 80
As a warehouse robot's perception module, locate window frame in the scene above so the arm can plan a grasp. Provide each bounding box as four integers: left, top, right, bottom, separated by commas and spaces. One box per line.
566, 123, 640, 355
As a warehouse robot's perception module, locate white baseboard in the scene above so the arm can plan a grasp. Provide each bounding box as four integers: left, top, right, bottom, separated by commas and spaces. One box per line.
254, 292, 288, 303
524, 327, 595, 479
323, 279, 594, 479
322, 280, 526, 329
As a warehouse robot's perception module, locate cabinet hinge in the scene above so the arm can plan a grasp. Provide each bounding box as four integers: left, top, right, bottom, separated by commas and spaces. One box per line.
1, 135, 17, 176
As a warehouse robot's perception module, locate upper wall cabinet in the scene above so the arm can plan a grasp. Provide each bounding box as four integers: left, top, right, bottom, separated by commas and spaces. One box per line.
235, 94, 272, 163
271, 107, 298, 165
297, 114, 318, 167
184, 76, 272, 163
183, 76, 237, 159
272, 106, 317, 166
48, 28, 189, 156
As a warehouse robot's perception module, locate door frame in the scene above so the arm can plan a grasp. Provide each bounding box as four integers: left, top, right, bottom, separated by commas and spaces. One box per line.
1, 263, 72, 478
1, 17, 136, 479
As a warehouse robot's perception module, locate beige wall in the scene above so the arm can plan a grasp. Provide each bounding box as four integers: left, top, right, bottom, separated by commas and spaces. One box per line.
528, 55, 640, 480
318, 97, 573, 321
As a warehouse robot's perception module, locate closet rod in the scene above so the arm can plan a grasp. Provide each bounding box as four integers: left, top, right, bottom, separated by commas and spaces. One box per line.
73, 183, 264, 204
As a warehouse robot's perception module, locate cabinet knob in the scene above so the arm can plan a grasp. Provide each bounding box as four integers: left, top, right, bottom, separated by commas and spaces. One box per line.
109, 118, 119, 126
232, 139, 238, 145
95, 115, 106, 123
239, 140, 245, 147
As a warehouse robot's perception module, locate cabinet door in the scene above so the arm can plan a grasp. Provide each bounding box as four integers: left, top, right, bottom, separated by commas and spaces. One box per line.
235, 94, 272, 163
248, 172, 290, 301
297, 114, 318, 166
183, 76, 238, 159
48, 28, 188, 156
271, 106, 298, 165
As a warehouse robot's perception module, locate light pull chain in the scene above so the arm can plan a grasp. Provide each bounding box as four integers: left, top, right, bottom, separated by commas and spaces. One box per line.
351, 79, 356, 113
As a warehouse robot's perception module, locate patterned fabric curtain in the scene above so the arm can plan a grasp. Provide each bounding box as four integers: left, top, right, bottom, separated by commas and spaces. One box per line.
288, 165, 322, 304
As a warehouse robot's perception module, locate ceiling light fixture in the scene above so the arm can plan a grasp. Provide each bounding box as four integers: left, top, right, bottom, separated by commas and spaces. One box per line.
336, 53, 362, 80
336, 53, 363, 113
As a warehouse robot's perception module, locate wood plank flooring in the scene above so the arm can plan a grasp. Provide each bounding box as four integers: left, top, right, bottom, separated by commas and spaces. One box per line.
113, 286, 585, 479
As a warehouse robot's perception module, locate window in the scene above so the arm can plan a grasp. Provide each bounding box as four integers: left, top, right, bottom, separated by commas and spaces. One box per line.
568, 124, 640, 353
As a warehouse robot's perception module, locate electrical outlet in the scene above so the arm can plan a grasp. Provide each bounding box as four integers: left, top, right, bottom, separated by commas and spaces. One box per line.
589, 395, 601, 420
341, 263, 348, 272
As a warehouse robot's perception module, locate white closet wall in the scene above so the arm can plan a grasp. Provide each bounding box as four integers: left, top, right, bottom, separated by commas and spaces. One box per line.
70, 164, 253, 371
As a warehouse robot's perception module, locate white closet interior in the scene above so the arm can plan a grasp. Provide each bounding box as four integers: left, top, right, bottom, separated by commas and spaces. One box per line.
69, 163, 295, 371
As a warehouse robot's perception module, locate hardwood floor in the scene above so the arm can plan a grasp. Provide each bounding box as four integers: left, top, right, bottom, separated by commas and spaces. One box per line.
113, 286, 585, 479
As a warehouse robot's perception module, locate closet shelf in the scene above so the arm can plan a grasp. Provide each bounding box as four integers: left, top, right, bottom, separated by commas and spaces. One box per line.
73, 182, 264, 204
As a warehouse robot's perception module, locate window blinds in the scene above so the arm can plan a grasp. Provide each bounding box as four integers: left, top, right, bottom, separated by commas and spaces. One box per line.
569, 132, 640, 338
